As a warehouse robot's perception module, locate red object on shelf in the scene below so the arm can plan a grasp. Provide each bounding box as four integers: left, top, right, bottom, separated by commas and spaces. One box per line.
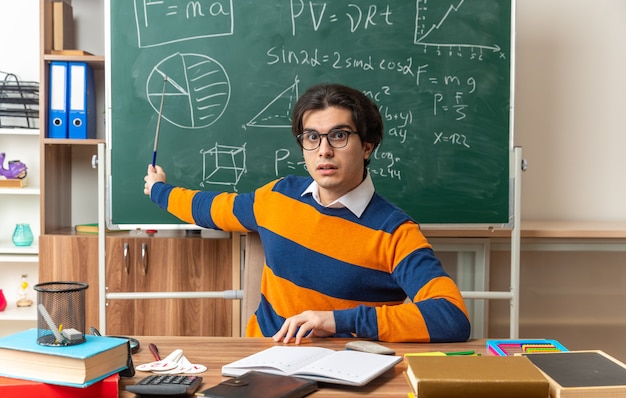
0, 289, 7, 311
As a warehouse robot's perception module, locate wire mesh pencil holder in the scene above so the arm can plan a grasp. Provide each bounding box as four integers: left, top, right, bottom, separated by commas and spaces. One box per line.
34, 281, 88, 346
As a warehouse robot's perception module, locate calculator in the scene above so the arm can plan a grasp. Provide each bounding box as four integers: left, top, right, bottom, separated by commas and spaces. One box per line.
125, 374, 203, 396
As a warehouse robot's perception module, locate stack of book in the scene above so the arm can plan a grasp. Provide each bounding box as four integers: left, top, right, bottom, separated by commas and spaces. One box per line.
403, 339, 626, 398
0, 328, 129, 398
487, 339, 626, 397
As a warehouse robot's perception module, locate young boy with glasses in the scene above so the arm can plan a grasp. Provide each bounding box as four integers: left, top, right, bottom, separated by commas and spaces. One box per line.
143, 83, 470, 343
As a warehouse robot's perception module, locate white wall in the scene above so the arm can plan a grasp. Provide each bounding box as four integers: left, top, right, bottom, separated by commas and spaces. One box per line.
515, 0, 626, 221
0, 0, 39, 81
0, 0, 40, 334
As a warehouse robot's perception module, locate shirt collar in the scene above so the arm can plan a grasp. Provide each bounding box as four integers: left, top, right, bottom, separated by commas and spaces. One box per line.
302, 173, 375, 218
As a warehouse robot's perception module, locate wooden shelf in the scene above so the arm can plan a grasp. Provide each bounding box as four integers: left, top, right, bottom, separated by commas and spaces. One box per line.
0, 128, 40, 136
44, 226, 97, 236
42, 138, 105, 145
519, 221, 626, 239
0, 242, 38, 256
43, 54, 104, 69
38, 1, 107, 236
0, 186, 40, 195
0, 303, 37, 321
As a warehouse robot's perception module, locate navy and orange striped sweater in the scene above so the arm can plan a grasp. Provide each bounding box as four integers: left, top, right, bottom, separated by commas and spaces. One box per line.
150, 175, 470, 342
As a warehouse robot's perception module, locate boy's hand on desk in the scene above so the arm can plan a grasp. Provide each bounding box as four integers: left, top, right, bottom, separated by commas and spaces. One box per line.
273, 310, 336, 345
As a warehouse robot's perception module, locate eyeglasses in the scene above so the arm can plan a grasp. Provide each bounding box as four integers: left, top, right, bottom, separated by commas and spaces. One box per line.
297, 129, 358, 150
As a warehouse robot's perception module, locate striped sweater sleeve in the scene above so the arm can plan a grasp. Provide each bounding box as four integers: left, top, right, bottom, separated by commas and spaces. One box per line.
331, 222, 471, 343
149, 181, 259, 232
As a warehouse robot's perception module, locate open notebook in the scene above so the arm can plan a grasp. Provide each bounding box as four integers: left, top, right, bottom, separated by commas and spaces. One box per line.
222, 346, 401, 386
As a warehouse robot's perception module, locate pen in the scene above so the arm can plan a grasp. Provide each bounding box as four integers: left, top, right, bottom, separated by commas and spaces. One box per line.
149, 342, 161, 361
152, 76, 167, 167
445, 350, 475, 356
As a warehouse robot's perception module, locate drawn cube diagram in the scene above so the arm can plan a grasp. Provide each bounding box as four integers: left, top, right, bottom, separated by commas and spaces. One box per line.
201, 143, 246, 191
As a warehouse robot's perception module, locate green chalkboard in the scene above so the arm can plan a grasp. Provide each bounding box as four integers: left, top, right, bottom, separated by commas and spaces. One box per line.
107, 0, 513, 227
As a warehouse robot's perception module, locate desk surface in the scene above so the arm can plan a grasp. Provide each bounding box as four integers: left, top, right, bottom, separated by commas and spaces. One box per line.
120, 337, 488, 397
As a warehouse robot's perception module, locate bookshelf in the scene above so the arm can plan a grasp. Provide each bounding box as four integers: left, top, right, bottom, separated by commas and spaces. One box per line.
37, 0, 105, 331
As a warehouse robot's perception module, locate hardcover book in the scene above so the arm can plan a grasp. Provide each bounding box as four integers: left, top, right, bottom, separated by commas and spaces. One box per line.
404, 355, 549, 397
0, 373, 119, 398
0, 328, 128, 388
523, 350, 626, 397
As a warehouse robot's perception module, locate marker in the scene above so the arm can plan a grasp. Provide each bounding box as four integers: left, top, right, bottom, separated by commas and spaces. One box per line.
152, 76, 167, 167
445, 350, 476, 356
149, 343, 161, 361
38, 304, 65, 344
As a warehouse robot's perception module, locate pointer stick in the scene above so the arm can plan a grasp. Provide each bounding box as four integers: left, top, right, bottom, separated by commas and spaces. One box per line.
152, 76, 167, 167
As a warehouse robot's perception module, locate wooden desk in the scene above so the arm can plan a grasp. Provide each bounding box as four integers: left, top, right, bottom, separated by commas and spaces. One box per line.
120, 337, 488, 397
423, 221, 626, 239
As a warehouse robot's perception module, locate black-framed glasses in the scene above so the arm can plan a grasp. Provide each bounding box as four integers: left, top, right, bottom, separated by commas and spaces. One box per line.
297, 129, 357, 150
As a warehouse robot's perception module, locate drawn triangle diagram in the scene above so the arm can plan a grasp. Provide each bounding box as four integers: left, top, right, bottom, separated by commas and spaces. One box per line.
415, 0, 501, 52
246, 77, 299, 129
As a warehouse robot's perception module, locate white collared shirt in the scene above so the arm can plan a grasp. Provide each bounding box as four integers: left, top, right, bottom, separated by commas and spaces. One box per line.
302, 173, 375, 218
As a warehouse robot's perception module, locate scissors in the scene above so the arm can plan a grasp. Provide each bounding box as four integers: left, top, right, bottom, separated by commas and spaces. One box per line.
136, 347, 207, 374
90, 327, 140, 353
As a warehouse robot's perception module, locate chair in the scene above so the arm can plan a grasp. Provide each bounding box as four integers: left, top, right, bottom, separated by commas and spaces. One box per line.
241, 232, 265, 336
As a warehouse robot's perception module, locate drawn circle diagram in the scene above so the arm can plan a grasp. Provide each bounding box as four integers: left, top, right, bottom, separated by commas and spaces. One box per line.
146, 53, 230, 129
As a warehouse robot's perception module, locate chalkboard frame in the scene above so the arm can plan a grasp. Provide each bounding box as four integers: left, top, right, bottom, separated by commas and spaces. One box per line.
105, 0, 516, 229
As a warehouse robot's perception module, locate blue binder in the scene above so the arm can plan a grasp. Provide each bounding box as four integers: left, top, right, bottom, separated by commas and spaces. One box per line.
68, 62, 96, 139
48, 61, 68, 138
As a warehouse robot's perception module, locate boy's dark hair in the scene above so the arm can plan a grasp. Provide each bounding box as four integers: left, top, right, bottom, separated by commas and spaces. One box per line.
291, 83, 383, 167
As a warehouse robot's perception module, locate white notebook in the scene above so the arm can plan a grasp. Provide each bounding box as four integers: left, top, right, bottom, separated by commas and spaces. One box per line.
222, 346, 401, 386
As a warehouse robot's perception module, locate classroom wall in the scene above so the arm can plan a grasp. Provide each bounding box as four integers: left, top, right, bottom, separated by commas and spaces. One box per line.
515, 0, 626, 221
0, 0, 39, 81
67, 0, 626, 222
488, 249, 626, 362
503, 0, 626, 360
6, 0, 625, 354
